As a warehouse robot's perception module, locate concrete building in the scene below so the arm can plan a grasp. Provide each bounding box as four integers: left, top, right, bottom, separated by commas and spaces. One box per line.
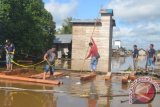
71, 9, 115, 72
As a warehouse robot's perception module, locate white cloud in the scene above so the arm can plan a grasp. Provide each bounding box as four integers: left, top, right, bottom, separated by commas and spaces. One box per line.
44, 0, 78, 28
107, 0, 160, 22
106, 0, 160, 41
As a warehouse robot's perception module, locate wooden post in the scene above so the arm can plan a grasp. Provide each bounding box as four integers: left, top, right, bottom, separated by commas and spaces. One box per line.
105, 72, 112, 80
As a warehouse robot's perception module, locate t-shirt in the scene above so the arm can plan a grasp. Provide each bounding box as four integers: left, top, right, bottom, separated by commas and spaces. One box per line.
5, 43, 15, 53
46, 49, 56, 62
86, 39, 99, 58
133, 49, 139, 58
148, 49, 155, 58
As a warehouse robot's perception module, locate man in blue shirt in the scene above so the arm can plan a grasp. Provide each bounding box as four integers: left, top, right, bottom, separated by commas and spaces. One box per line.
132, 45, 139, 71
4, 40, 15, 71
147, 44, 156, 71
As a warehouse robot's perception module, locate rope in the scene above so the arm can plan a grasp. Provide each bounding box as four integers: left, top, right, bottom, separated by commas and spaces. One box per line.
46, 60, 55, 67
11, 59, 45, 68
80, 19, 99, 74
5, 50, 56, 68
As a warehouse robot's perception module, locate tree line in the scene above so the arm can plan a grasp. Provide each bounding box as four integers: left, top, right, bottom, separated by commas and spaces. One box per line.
0, 0, 55, 58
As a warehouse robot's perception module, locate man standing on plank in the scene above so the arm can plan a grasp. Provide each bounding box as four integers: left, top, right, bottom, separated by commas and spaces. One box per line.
132, 45, 139, 71
4, 40, 15, 71
85, 37, 100, 74
146, 44, 156, 72
43, 46, 56, 80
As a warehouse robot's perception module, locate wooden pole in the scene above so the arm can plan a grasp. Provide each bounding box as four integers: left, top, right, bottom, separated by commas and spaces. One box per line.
0, 74, 62, 85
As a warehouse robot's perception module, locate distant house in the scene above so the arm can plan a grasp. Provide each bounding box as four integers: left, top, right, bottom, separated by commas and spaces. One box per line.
138, 48, 146, 56
53, 34, 72, 58
114, 40, 121, 48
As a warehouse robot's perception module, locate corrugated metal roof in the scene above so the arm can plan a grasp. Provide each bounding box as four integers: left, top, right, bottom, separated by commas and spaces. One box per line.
100, 9, 113, 14
54, 34, 72, 44
71, 19, 101, 23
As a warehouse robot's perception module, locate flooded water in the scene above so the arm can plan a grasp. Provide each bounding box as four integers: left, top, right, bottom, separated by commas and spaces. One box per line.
56, 56, 147, 72
0, 56, 159, 107
0, 74, 160, 107
111, 56, 147, 72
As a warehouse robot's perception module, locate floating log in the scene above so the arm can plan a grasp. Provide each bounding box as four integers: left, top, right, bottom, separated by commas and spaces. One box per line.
80, 73, 96, 81
105, 72, 112, 80
29, 72, 64, 79
122, 74, 129, 84
0, 74, 62, 85
128, 72, 137, 81
0, 79, 56, 87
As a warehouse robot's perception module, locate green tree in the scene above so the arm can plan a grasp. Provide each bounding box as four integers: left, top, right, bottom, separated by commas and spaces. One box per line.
57, 17, 72, 34
0, 0, 55, 58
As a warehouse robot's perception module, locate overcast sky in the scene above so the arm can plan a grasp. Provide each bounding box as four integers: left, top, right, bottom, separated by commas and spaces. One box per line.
43, 0, 160, 49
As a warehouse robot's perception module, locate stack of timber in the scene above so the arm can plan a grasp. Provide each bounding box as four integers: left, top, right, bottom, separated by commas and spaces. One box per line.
0, 73, 62, 85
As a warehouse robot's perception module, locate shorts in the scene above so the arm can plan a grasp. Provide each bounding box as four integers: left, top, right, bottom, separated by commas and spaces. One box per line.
147, 58, 155, 70
90, 57, 98, 71
44, 63, 55, 75
6, 54, 14, 64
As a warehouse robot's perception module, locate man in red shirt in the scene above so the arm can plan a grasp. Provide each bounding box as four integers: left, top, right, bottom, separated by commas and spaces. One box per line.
85, 37, 100, 73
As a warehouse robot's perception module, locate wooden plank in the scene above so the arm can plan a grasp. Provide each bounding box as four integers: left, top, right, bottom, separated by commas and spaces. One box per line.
105, 72, 112, 80
0, 79, 56, 87
29, 72, 64, 79
0, 74, 62, 85
80, 73, 96, 81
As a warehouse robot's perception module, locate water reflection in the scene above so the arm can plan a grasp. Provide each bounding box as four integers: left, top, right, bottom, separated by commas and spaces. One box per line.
88, 82, 98, 107
0, 74, 159, 107
0, 82, 57, 107
56, 56, 147, 72
111, 56, 147, 72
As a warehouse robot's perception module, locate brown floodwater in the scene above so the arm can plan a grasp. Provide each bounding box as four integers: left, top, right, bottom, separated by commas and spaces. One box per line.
0, 73, 160, 107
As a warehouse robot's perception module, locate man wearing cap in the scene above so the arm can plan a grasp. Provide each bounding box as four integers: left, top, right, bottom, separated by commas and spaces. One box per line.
43, 46, 57, 80
132, 45, 139, 71
4, 40, 15, 71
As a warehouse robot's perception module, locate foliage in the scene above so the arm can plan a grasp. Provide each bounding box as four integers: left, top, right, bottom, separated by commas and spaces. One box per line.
0, 0, 55, 57
57, 17, 72, 34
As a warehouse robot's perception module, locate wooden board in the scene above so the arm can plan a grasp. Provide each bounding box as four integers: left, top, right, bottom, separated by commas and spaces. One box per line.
80, 73, 96, 81
29, 72, 64, 79
0, 79, 56, 87
0, 74, 61, 85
